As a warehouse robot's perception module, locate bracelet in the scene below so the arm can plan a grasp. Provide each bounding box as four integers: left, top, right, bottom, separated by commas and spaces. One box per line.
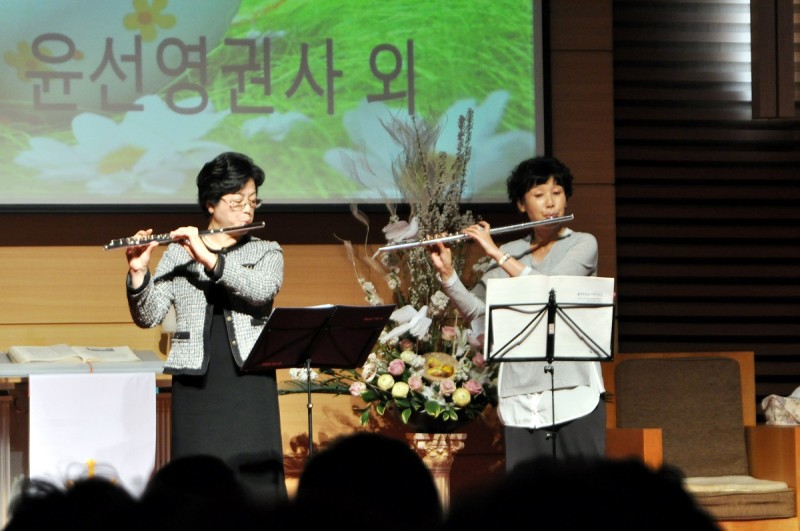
497, 253, 511, 266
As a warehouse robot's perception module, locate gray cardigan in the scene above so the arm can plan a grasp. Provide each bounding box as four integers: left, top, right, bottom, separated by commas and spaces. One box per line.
127, 236, 284, 375
442, 229, 599, 396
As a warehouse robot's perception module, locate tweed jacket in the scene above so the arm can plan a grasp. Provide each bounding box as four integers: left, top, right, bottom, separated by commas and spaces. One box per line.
127, 236, 284, 375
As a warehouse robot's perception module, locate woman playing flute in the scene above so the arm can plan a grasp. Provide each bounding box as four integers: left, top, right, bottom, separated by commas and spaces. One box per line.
427, 155, 604, 472
124, 152, 287, 509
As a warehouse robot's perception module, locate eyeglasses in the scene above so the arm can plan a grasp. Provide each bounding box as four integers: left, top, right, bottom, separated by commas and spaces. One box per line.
225, 197, 263, 211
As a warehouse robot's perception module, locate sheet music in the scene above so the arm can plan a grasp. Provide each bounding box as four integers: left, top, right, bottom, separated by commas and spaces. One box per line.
485, 275, 615, 362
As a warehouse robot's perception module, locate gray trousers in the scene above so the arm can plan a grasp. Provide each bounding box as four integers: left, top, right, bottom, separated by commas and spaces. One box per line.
504, 397, 606, 473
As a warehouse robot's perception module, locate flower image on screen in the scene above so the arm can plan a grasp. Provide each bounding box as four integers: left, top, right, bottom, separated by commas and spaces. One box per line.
0, 0, 542, 207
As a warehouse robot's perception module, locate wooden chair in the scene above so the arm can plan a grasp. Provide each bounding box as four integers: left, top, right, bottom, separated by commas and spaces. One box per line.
604, 352, 800, 531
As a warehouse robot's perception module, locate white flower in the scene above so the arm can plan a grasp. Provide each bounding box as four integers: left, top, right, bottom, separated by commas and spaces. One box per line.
242, 111, 311, 141
386, 270, 401, 291
323, 90, 535, 200
410, 355, 426, 370
14, 95, 230, 196
454, 326, 471, 358
429, 291, 451, 317
289, 367, 319, 382
420, 386, 436, 401
359, 279, 384, 305
361, 361, 378, 383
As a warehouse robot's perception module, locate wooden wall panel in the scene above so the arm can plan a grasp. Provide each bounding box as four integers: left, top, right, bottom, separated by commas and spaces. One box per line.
549, 0, 613, 50
613, 0, 800, 419
0, 244, 373, 322
0, 246, 144, 324
548, 0, 616, 283
568, 185, 617, 280
549, 52, 616, 182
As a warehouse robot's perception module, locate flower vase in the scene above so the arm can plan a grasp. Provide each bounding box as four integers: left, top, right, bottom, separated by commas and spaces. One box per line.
406, 432, 467, 511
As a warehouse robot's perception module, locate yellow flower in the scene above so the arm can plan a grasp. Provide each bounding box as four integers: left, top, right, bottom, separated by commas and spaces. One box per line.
391, 382, 410, 399
124, 0, 177, 43
4, 41, 53, 82
377, 374, 395, 391
452, 388, 471, 407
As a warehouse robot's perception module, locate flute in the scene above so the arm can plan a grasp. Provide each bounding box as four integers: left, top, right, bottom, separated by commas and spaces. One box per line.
374, 214, 574, 254
103, 221, 266, 251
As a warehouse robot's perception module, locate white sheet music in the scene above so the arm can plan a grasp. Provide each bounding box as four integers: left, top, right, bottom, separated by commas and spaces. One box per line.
485, 275, 615, 362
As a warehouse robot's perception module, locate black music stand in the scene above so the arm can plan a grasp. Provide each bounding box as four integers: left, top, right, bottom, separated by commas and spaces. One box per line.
241, 304, 395, 456
485, 276, 615, 460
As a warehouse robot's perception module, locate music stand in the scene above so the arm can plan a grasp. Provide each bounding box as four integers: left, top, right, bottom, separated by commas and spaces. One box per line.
485, 275, 615, 460
241, 304, 395, 456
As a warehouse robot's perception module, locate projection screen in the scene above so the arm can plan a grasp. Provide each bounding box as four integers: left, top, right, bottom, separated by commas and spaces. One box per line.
0, 0, 544, 209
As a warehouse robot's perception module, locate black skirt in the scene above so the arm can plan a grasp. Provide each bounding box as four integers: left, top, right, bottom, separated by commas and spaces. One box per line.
171, 305, 286, 508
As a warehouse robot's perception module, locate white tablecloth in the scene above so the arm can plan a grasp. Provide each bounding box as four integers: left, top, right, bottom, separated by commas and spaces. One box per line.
29, 372, 156, 496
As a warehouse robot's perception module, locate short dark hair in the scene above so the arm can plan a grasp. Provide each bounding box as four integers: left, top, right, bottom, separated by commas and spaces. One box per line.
506, 155, 574, 205
196, 152, 265, 214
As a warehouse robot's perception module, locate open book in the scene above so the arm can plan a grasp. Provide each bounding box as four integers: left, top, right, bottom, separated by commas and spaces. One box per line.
8, 344, 140, 364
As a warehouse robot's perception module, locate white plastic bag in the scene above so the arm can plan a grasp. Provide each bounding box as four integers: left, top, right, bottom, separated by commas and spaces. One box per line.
762, 386, 800, 425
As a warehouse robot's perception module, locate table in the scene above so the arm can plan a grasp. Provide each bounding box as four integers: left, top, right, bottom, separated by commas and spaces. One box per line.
0, 351, 167, 527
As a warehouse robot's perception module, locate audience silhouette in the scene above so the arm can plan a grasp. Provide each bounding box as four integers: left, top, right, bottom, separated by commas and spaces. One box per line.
270, 431, 443, 531
444, 456, 720, 531
5, 477, 137, 531
133, 454, 268, 530
5, 436, 722, 531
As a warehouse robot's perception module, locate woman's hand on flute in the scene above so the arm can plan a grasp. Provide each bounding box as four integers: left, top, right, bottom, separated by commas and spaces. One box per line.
126, 229, 159, 288
426, 234, 456, 282
463, 221, 505, 263
170, 226, 218, 272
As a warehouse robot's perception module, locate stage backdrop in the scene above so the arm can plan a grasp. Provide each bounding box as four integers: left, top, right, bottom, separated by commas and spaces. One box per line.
0, 0, 543, 208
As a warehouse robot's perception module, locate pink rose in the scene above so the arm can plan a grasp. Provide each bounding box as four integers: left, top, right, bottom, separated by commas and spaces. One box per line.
408, 375, 423, 392
439, 379, 457, 396
399, 339, 415, 352
388, 359, 406, 376
472, 353, 486, 368
464, 379, 483, 395
441, 326, 457, 342
349, 381, 366, 396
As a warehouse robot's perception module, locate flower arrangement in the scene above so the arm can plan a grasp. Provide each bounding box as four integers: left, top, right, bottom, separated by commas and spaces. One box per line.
283, 107, 498, 431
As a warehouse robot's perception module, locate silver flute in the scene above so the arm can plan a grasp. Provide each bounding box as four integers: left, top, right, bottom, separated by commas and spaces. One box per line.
374, 214, 574, 254
103, 221, 266, 250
